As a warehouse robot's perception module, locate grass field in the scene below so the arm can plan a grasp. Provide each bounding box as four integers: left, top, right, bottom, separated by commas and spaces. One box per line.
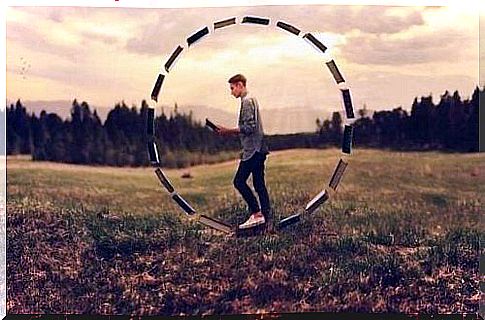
6, 148, 483, 315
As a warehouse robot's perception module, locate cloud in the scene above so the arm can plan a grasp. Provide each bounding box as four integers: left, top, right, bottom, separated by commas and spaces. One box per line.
81, 30, 119, 45
225, 5, 425, 35
124, 7, 250, 56
27, 62, 119, 90
6, 5, 478, 115
9, 5, 428, 62
8, 7, 133, 57
47, 9, 65, 23
284, 5, 425, 35
347, 7, 424, 34
340, 26, 477, 65
13, 6, 118, 23
7, 22, 83, 61
124, 5, 425, 57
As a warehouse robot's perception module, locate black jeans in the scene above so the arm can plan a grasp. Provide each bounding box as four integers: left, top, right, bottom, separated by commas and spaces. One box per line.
233, 151, 271, 221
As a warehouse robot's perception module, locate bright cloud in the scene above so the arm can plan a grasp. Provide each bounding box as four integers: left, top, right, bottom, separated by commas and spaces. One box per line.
6, 4, 481, 119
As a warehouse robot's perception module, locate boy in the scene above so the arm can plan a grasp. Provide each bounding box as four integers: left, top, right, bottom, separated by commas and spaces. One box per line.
216, 74, 272, 230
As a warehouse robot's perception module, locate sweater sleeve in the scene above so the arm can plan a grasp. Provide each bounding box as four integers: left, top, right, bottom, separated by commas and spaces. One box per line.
239, 98, 258, 135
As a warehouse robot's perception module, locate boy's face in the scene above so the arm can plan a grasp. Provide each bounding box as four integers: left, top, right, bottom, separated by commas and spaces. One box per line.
230, 82, 244, 98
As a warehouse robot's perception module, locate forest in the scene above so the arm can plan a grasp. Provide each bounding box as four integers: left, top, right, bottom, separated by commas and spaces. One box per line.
5, 87, 482, 167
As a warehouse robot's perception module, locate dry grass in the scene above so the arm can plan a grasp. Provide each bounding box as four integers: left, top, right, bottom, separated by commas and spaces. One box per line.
6, 148, 483, 315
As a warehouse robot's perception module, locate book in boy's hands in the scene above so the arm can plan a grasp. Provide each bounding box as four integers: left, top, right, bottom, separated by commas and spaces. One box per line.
205, 118, 220, 132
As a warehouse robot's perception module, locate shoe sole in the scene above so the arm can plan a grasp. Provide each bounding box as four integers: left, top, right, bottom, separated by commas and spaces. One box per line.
238, 220, 265, 229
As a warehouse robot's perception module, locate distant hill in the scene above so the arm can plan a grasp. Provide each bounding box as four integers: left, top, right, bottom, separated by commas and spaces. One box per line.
8, 100, 109, 123
174, 104, 332, 134
11, 99, 334, 134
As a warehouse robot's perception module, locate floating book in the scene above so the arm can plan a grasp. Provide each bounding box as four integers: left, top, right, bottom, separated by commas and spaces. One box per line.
214, 17, 236, 29
276, 21, 300, 35
147, 141, 160, 166
151, 74, 165, 103
277, 213, 301, 229
341, 89, 355, 119
205, 118, 220, 132
329, 159, 348, 191
326, 60, 345, 84
303, 33, 327, 54
199, 215, 233, 234
172, 193, 196, 215
146, 108, 155, 136
154, 168, 175, 193
342, 125, 353, 154
305, 189, 329, 214
241, 16, 270, 25
187, 27, 209, 46
165, 45, 183, 73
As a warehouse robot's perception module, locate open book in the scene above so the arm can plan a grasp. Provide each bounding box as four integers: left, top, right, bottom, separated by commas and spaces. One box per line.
154, 168, 175, 193
171, 193, 196, 215
278, 213, 301, 229
305, 189, 329, 214
205, 118, 220, 132
199, 215, 233, 234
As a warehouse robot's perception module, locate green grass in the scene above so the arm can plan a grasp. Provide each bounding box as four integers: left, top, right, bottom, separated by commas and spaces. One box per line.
6, 148, 484, 314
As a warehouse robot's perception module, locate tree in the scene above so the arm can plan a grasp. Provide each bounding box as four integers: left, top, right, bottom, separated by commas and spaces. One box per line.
330, 111, 343, 145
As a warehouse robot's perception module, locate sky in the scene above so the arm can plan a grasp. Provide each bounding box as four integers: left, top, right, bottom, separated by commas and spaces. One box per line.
4, 1, 483, 118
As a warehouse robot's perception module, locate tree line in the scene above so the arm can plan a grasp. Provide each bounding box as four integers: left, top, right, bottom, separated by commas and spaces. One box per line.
5, 87, 482, 167
6, 99, 243, 167
346, 88, 480, 152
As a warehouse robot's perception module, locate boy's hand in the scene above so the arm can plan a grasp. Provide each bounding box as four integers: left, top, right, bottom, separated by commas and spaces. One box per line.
217, 126, 239, 136
216, 126, 230, 136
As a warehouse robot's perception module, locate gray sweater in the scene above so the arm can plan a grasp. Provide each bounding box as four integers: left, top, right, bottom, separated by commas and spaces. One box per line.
238, 92, 269, 161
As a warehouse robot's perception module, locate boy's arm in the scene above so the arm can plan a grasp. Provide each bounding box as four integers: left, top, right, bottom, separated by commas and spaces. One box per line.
238, 98, 258, 135
206, 118, 239, 136
218, 126, 240, 135
217, 98, 259, 136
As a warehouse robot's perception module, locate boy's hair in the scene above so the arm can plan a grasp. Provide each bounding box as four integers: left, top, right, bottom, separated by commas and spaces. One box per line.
228, 74, 247, 87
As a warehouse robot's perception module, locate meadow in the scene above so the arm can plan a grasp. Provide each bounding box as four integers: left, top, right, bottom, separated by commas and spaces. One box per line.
6, 148, 483, 315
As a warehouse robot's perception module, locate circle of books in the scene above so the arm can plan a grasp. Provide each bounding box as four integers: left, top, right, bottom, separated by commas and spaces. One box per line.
146, 16, 355, 234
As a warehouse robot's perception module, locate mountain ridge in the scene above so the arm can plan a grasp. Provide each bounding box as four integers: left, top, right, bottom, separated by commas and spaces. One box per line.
7, 99, 344, 134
